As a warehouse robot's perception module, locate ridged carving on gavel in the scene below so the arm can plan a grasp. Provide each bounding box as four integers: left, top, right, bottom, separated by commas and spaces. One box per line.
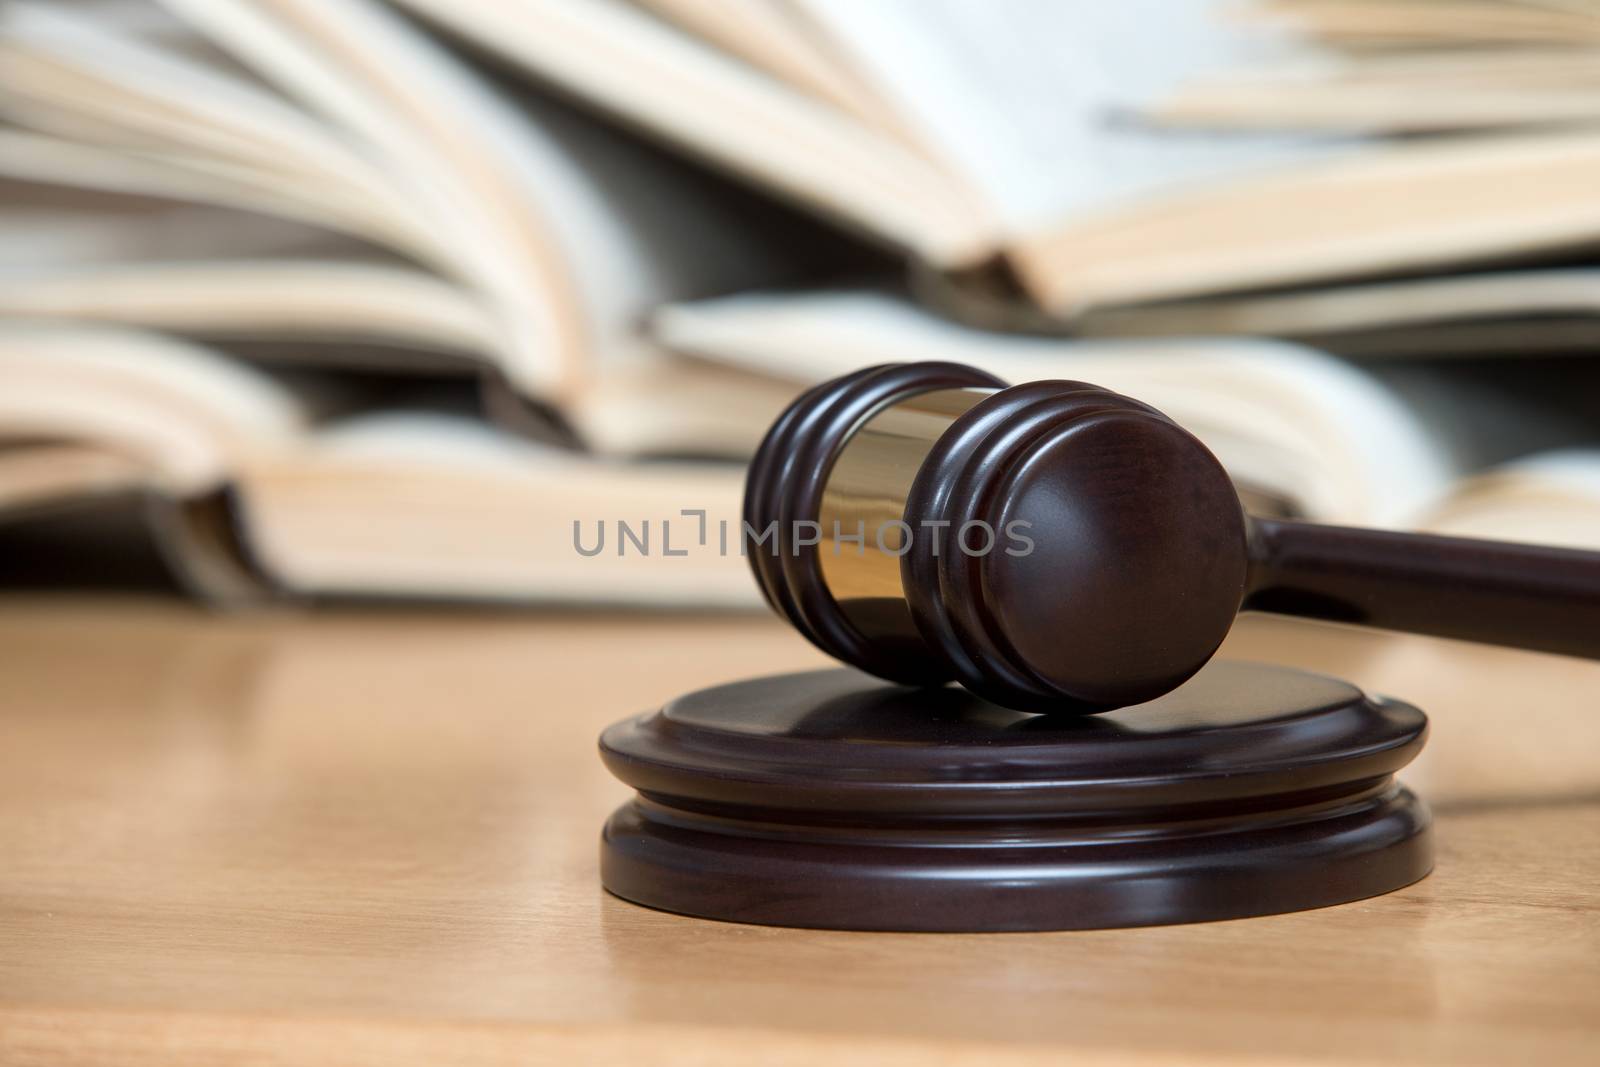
745, 362, 1600, 713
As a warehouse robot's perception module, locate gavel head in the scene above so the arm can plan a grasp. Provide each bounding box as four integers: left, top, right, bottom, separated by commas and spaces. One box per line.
745, 362, 1251, 713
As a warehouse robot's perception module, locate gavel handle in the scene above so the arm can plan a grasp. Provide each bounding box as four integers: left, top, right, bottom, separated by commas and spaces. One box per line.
1244, 517, 1600, 659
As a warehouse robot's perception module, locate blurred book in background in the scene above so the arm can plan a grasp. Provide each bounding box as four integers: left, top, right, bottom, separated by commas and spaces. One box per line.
2, 0, 1600, 608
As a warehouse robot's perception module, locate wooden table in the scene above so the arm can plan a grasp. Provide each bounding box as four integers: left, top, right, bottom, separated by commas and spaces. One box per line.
1, 596, 1596, 1065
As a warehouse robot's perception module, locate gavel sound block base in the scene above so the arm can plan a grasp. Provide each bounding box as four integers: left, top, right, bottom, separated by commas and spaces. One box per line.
599, 661, 1432, 932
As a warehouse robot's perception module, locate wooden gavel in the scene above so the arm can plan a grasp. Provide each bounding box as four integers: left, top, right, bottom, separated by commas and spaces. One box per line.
745, 362, 1600, 713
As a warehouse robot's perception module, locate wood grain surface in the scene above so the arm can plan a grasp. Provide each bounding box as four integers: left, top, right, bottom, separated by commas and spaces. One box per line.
0, 597, 1596, 1065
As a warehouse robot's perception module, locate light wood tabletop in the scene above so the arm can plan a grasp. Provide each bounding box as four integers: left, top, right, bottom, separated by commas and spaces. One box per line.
1, 596, 1597, 1066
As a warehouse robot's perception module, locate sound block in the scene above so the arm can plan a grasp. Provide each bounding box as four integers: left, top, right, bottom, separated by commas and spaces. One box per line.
598, 661, 1432, 932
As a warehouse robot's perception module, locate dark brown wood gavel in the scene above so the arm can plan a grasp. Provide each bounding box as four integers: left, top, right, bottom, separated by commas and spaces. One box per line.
745, 362, 1600, 713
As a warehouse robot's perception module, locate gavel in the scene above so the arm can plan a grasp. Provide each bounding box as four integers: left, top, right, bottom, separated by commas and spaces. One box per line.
745, 362, 1600, 713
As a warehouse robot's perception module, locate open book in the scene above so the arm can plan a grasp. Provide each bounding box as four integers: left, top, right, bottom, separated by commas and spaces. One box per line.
388, 0, 1600, 315
4, 0, 1599, 604
2, 321, 751, 605
0, 0, 833, 454
10, 0, 1600, 388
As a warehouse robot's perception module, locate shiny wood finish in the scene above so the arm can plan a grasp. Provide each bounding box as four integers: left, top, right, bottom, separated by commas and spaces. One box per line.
2, 598, 1599, 1065
600, 662, 1431, 931
1247, 517, 1600, 659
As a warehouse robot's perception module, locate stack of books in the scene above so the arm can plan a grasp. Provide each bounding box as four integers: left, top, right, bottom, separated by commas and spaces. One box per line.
4, 0, 1599, 606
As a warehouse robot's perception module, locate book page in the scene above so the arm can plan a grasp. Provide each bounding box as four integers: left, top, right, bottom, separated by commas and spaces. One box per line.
1423, 450, 1600, 549
1074, 268, 1600, 344
0, 259, 503, 360
150, 0, 811, 408
0, 185, 353, 270
790, 0, 1334, 233
0, 442, 152, 514
1008, 128, 1600, 313
237, 412, 755, 605
0, 2, 437, 259
1153, 44, 1600, 134
0, 322, 305, 493
633, 0, 907, 135
156, 0, 589, 397
391, 0, 995, 264
4, 0, 815, 418
0, 129, 414, 250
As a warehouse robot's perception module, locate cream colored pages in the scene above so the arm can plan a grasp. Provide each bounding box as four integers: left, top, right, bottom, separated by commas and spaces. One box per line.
0, 3, 440, 263
0, 320, 757, 605
634, 0, 906, 136
783, 1, 1600, 311
224, 0, 796, 393
236, 413, 756, 607
0, 322, 304, 495
1422, 450, 1600, 550
0, 443, 152, 513
0, 193, 345, 271
789, 0, 1322, 237
1073, 268, 1600, 344
565, 358, 802, 459
0, 129, 414, 253
1010, 129, 1600, 314
157, 0, 788, 401
0, 260, 502, 360
6, 0, 801, 423
653, 288, 1457, 526
0, 255, 806, 458
1242, 0, 1600, 49
1154, 46, 1600, 133
389, 0, 994, 265
155, 0, 587, 397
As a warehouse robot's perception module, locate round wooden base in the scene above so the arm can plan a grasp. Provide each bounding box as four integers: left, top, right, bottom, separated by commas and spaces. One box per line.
598, 661, 1432, 932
